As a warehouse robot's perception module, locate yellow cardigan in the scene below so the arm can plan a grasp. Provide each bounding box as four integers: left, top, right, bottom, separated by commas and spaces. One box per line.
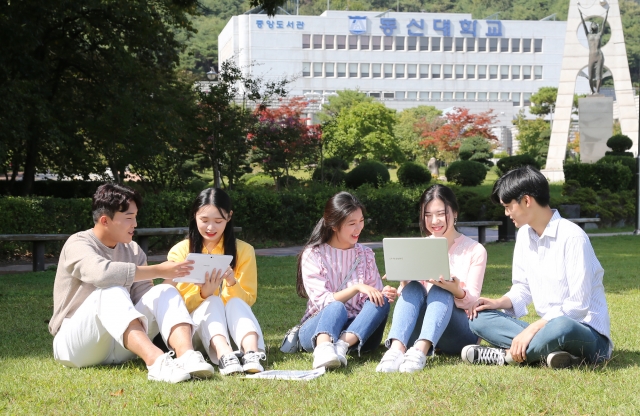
167, 238, 257, 313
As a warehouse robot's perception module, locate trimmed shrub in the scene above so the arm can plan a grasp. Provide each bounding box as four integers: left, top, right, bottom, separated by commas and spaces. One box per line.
345, 161, 390, 189
445, 160, 487, 187
312, 167, 346, 186
397, 162, 432, 187
606, 134, 633, 154
562, 180, 636, 226
597, 155, 637, 175
277, 175, 300, 189
495, 154, 540, 176
244, 174, 274, 188
564, 162, 633, 192
458, 136, 494, 168
322, 156, 349, 170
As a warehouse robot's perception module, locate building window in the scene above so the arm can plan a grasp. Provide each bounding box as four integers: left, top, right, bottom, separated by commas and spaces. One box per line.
467, 38, 475, 52
407, 91, 418, 100
325, 62, 334, 77
467, 92, 476, 100
360, 63, 370, 77
419, 91, 430, 100
396, 36, 405, 50
534, 39, 543, 52
489, 38, 498, 52
455, 65, 464, 79
407, 64, 417, 78
313, 62, 323, 77
383, 92, 395, 99
407, 37, 417, 51
443, 64, 453, 79
512, 92, 521, 106
372, 63, 381, 77
302, 90, 311, 95
432, 92, 441, 101
384, 37, 393, 50
432, 64, 441, 78
455, 92, 464, 100
489, 65, 498, 79
511, 38, 520, 53
361, 36, 370, 50
466, 65, 476, 79
522, 38, 531, 53
349, 35, 358, 50
349, 63, 358, 77
478, 92, 487, 101
524, 92, 532, 105
500, 38, 509, 52
396, 64, 405, 78
396, 91, 406, 99
419, 64, 429, 78
369, 92, 381, 98
477, 65, 487, 79
500, 65, 509, 80
477, 38, 487, 52
432, 37, 441, 51
313, 34, 323, 49
337, 35, 346, 49
302, 62, 310, 77
500, 92, 510, 101
534, 65, 543, 79
372, 36, 381, 50
455, 37, 464, 51
489, 92, 499, 100
419, 37, 429, 51
384, 63, 393, 78
523, 65, 532, 79
325, 35, 334, 49
337, 63, 346, 77
302, 34, 310, 49
444, 91, 454, 100
443, 37, 453, 51
512, 65, 520, 79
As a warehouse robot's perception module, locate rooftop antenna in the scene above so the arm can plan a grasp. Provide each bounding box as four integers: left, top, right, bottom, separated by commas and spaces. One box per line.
375, 8, 394, 18
540, 13, 557, 21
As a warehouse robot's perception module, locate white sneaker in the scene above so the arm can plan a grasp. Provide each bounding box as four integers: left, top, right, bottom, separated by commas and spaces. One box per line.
147, 352, 191, 383
461, 345, 506, 365
218, 352, 244, 375
376, 348, 405, 373
174, 350, 215, 379
546, 351, 582, 369
334, 340, 350, 367
312, 342, 341, 369
242, 351, 266, 373
399, 347, 427, 373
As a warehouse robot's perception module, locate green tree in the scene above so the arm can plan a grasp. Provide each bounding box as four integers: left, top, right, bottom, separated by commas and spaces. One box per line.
458, 136, 494, 167
529, 87, 558, 117
317, 90, 373, 122
394, 106, 443, 162
513, 111, 551, 165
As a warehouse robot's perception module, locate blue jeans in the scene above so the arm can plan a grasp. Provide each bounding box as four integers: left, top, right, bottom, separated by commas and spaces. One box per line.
469, 309, 611, 363
386, 282, 478, 355
299, 299, 390, 354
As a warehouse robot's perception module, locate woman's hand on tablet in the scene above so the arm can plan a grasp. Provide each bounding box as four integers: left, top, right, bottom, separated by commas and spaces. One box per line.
221, 266, 237, 287
382, 285, 397, 303
428, 275, 465, 299
199, 268, 225, 298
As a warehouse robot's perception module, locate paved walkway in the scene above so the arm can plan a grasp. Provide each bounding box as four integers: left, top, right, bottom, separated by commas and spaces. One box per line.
1, 228, 635, 274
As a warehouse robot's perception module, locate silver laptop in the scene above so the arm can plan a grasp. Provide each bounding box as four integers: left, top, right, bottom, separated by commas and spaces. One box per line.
382, 237, 451, 281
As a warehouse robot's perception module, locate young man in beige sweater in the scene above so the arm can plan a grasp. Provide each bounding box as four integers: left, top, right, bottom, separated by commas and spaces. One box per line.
49, 183, 215, 383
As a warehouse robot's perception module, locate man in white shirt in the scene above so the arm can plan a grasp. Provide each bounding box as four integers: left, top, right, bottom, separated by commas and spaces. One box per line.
461, 166, 612, 368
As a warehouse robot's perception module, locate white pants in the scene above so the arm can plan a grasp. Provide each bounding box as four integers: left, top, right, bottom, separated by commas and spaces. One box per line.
192, 297, 265, 364
53, 284, 195, 368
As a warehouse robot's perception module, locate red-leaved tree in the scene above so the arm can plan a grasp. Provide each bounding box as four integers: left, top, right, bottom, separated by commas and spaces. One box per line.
249, 97, 322, 188
417, 108, 498, 160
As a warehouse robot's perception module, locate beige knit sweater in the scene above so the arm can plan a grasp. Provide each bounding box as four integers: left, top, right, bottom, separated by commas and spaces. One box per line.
49, 229, 153, 336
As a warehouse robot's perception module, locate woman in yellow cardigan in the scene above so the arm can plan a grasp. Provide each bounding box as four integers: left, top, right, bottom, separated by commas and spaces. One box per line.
166, 188, 265, 375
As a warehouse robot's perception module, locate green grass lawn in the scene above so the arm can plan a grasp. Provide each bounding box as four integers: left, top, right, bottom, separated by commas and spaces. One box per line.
2, 236, 640, 414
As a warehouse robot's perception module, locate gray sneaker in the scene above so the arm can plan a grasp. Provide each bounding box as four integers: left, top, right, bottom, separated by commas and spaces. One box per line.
546, 351, 582, 369
218, 352, 244, 375
242, 351, 266, 373
461, 345, 506, 365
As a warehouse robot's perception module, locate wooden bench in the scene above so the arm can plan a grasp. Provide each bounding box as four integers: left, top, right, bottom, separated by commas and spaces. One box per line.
0, 226, 243, 272
409, 221, 501, 244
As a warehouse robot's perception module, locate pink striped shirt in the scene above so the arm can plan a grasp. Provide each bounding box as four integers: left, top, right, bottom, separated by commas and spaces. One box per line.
301, 243, 383, 321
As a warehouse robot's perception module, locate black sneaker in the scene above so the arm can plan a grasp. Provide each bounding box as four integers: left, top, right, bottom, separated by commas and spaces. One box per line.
461, 344, 507, 365
546, 351, 582, 369
218, 352, 244, 375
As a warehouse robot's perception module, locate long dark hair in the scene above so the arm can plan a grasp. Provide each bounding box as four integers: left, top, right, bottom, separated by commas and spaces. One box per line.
418, 184, 460, 237
188, 188, 237, 269
296, 192, 366, 299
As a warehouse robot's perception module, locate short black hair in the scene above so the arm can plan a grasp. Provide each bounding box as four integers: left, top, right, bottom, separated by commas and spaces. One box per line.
491, 165, 550, 207
92, 183, 143, 223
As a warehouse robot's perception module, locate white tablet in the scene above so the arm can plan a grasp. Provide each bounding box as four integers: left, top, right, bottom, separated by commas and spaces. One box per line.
173, 253, 233, 284
382, 237, 451, 281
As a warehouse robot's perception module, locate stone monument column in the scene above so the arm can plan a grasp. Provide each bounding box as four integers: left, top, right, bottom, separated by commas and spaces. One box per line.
543, 0, 638, 182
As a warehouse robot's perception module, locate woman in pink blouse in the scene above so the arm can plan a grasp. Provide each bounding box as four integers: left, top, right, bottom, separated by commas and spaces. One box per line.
296, 192, 398, 370
376, 184, 487, 373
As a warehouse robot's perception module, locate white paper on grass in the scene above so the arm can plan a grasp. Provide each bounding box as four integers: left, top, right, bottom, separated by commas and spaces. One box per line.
245, 367, 326, 381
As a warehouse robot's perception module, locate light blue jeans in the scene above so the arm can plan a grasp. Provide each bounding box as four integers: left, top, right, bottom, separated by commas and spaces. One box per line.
469, 309, 611, 363
299, 299, 390, 354
385, 282, 478, 355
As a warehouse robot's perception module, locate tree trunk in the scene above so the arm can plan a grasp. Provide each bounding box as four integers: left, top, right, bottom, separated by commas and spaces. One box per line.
20, 136, 39, 196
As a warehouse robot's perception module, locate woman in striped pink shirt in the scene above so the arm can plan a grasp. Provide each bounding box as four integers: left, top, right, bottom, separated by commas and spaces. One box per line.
296, 192, 398, 369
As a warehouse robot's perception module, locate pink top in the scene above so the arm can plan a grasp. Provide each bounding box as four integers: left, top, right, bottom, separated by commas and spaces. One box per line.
423, 234, 487, 310
300, 242, 383, 321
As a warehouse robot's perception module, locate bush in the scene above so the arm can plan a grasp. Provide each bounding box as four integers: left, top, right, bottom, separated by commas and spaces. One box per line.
244, 174, 274, 188
606, 134, 633, 153
445, 160, 487, 187
345, 161, 390, 189
495, 154, 540, 176
458, 136, 494, 168
397, 162, 432, 187
312, 167, 346, 186
276, 175, 300, 189
562, 180, 636, 226
564, 162, 633, 192
597, 155, 637, 174
321, 156, 349, 170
